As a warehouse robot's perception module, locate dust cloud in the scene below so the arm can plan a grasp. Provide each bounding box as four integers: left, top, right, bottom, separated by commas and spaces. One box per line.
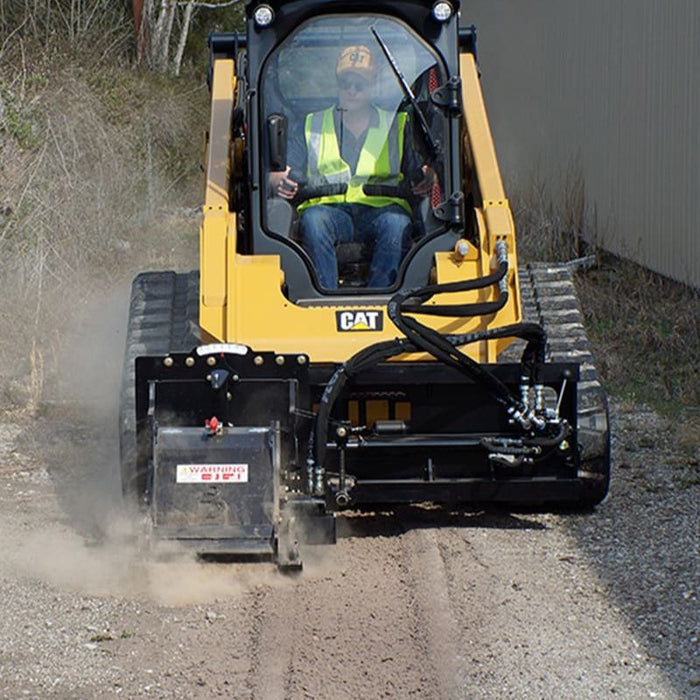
2, 282, 343, 604
0, 282, 290, 605
2, 519, 279, 605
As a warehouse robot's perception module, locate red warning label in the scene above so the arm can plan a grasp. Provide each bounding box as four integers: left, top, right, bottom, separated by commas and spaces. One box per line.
176, 464, 249, 483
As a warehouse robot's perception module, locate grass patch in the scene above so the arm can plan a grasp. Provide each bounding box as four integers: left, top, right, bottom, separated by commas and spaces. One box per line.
2, 103, 43, 149
575, 254, 699, 416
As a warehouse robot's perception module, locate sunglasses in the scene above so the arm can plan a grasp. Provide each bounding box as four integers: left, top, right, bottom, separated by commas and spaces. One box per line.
337, 76, 370, 92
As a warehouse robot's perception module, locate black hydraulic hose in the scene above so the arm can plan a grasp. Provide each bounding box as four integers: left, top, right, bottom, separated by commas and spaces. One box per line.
399, 260, 508, 305
389, 303, 517, 411
401, 296, 508, 317
309, 254, 549, 474
443, 322, 545, 353
310, 336, 417, 470
480, 421, 570, 460
385, 260, 512, 401
524, 421, 570, 447
442, 322, 547, 379
387, 254, 548, 409
479, 439, 538, 456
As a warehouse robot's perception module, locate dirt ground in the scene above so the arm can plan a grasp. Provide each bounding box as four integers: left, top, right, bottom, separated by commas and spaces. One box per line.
0, 393, 697, 699
0, 291, 697, 700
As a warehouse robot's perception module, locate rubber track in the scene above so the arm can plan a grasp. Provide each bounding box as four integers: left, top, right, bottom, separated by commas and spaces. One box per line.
119, 270, 200, 498
502, 265, 599, 374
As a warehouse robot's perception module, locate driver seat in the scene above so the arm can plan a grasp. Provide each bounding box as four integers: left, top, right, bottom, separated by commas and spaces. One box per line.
266, 198, 370, 287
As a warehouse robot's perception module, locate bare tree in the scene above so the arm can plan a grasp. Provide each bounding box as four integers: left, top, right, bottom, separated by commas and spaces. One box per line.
133, 0, 241, 75
172, 0, 195, 76
133, 0, 148, 63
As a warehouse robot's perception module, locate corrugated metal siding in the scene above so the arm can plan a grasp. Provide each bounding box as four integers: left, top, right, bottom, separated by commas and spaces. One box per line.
465, 0, 699, 287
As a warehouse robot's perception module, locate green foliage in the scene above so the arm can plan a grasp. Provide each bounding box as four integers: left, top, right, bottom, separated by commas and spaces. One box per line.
25, 73, 49, 91
0, 71, 48, 150
2, 103, 42, 149
181, 3, 247, 74
576, 255, 700, 416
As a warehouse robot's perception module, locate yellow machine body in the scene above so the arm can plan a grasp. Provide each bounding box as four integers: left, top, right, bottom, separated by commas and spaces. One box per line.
200, 53, 521, 364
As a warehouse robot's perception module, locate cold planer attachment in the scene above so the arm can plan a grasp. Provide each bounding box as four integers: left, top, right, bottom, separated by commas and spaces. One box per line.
130, 330, 594, 568
124, 245, 608, 568
134, 348, 335, 568
153, 424, 280, 559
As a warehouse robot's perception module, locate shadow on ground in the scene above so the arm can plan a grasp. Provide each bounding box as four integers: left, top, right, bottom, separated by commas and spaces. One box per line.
336, 504, 548, 539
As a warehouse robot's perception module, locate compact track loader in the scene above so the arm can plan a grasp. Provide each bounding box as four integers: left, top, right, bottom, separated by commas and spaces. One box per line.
120, 0, 610, 567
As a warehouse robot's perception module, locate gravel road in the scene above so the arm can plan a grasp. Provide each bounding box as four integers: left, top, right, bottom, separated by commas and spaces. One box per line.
0, 398, 697, 699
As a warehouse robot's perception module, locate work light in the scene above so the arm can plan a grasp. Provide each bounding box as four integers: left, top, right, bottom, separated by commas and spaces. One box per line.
432, 1, 453, 22
254, 4, 275, 27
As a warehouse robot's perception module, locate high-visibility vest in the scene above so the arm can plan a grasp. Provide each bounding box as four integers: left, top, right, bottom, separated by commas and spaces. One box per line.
298, 106, 411, 214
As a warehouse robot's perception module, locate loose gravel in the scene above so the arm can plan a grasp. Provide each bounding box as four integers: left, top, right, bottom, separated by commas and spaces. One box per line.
0, 398, 697, 699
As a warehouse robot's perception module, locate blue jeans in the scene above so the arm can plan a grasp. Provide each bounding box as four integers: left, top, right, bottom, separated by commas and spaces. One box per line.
298, 203, 412, 289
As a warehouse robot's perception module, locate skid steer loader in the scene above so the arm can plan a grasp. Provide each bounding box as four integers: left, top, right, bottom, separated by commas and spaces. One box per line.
120, 0, 610, 568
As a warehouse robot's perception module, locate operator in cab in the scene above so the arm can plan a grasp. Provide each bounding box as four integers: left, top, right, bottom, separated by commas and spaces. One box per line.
270, 45, 434, 289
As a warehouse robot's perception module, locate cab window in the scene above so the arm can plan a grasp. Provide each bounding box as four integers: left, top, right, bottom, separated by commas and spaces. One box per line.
261, 15, 447, 291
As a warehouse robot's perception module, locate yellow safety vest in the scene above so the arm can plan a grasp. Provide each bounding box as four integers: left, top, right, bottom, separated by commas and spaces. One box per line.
299, 106, 411, 214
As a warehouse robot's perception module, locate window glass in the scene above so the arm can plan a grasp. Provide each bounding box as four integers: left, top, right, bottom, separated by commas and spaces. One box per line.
262, 15, 447, 291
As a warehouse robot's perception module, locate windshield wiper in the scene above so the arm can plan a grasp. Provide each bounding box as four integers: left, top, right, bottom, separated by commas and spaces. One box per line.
371, 26, 441, 163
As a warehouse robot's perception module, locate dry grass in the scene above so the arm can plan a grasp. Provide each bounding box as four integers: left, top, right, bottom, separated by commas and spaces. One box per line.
512, 165, 699, 417
576, 256, 699, 415
0, 42, 206, 411
511, 160, 589, 262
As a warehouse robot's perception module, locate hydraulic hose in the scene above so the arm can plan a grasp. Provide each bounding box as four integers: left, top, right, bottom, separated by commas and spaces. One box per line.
309, 247, 549, 477
310, 336, 416, 472
386, 255, 517, 411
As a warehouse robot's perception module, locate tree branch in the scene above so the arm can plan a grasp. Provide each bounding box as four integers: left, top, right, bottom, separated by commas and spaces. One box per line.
137, 0, 242, 73
172, 0, 195, 76
176, 0, 240, 8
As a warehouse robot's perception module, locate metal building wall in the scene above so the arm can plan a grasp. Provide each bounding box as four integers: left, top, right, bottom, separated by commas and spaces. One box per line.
464, 0, 699, 287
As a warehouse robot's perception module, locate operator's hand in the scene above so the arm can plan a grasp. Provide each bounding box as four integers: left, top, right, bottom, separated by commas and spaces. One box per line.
411, 165, 437, 197
269, 166, 299, 200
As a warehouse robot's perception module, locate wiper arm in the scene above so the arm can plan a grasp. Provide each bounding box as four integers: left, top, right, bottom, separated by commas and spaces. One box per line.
371, 26, 440, 162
